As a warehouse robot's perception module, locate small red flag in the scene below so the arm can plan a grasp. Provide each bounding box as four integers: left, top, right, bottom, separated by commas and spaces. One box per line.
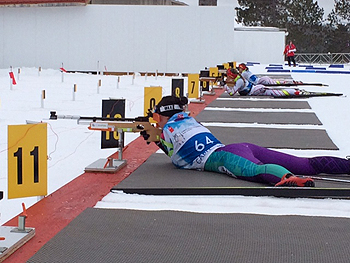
59, 67, 67, 73
21, 202, 28, 218
9, 72, 16, 85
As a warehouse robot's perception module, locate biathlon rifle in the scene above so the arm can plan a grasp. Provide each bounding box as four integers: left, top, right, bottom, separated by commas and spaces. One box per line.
49, 111, 162, 143
199, 74, 226, 83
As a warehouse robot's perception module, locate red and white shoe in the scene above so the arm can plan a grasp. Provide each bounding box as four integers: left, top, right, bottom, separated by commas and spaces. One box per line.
275, 173, 315, 187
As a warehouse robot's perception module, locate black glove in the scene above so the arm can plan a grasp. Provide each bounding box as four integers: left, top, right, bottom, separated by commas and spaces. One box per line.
140, 130, 151, 144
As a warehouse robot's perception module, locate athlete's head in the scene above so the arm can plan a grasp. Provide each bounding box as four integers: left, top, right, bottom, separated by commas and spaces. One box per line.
154, 95, 188, 117
226, 68, 239, 80
153, 95, 188, 127
238, 63, 248, 72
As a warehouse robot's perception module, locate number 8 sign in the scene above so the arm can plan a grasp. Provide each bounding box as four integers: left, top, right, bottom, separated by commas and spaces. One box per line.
144, 86, 162, 123
8, 123, 47, 199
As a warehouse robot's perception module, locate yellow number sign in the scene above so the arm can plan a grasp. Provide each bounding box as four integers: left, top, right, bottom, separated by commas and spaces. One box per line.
144, 86, 162, 123
209, 67, 219, 77
8, 123, 47, 199
105, 113, 122, 141
187, 74, 199, 98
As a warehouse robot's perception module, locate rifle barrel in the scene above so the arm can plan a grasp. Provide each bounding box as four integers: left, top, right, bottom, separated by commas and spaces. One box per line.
50, 111, 149, 122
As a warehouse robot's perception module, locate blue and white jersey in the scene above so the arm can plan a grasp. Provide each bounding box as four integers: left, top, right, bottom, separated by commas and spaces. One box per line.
225, 78, 253, 96
161, 112, 224, 170
241, 70, 259, 85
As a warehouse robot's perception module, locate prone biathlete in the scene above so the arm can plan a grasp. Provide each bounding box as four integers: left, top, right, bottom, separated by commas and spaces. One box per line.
224, 68, 303, 97
237, 63, 301, 86
142, 96, 350, 187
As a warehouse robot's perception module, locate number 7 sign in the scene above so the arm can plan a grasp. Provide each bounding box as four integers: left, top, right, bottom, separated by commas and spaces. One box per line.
187, 74, 199, 99
8, 123, 47, 199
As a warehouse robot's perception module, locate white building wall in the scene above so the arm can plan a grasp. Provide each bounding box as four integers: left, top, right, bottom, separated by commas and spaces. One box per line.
233, 30, 286, 64
0, 5, 284, 73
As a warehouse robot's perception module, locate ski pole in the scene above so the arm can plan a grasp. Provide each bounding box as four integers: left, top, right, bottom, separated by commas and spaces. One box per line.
300, 176, 350, 184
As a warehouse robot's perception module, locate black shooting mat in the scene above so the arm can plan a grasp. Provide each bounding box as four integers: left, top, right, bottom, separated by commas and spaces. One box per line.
112, 153, 349, 192
257, 73, 293, 79
206, 126, 338, 150
219, 92, 270, 99
219, 92, 305, 99
195, 110, 322, 125
115, 153, 262, 189
28, 208, 350, 263
207, 99, 311, 109
196, 97, 336, 150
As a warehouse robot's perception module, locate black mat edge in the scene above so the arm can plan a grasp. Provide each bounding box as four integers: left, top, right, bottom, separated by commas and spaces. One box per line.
206, 100, 312, 109
113, 187, 350, 199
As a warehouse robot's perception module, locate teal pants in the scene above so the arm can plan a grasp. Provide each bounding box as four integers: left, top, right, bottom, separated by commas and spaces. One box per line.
204, 151, 290, 185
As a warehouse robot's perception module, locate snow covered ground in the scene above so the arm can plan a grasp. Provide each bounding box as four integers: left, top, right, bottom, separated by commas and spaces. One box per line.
1, 63, 350, 225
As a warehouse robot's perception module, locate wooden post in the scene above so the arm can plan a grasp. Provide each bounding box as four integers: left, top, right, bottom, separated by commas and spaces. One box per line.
61, 63, 64, 82
73, 84, 77, 101
97, 79, 102, 94
41, 90, 45, 108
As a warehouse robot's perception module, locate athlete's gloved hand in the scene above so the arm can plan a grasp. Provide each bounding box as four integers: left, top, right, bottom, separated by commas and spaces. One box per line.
140, 130, 151, 144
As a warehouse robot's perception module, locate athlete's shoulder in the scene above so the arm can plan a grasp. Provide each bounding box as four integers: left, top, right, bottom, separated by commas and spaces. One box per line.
168, 111, 190, 121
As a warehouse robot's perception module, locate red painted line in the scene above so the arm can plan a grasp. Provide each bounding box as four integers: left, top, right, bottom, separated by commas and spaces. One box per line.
3, 89, 224, 263
188, 89, 224, 117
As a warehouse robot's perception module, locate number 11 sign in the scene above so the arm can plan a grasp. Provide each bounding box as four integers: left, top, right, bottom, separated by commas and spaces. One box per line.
8, 123, 47, 199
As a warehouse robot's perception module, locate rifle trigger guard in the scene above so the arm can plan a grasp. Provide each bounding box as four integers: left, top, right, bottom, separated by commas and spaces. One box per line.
136, 124, 145, 130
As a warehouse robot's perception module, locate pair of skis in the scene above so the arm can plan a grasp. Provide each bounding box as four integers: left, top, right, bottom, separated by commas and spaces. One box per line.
265, 82, 328, 87
265, 82, 343, 98
300, 175, 350, 184
275, 91, 343, 98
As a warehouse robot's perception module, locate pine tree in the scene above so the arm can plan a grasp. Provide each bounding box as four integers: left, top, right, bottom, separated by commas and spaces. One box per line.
284, 0, 325, 52
326, 0, 350, 52
235, 0, 327, 52
235, 0, 288, 27
285, 0, 324, 26
328, 0, 350, 25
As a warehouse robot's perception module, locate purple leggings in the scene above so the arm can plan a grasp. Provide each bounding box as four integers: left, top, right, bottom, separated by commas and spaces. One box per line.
216, 143, 350, 175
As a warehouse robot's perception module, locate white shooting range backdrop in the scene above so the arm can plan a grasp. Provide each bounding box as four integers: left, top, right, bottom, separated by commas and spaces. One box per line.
0, 5, 285, 73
